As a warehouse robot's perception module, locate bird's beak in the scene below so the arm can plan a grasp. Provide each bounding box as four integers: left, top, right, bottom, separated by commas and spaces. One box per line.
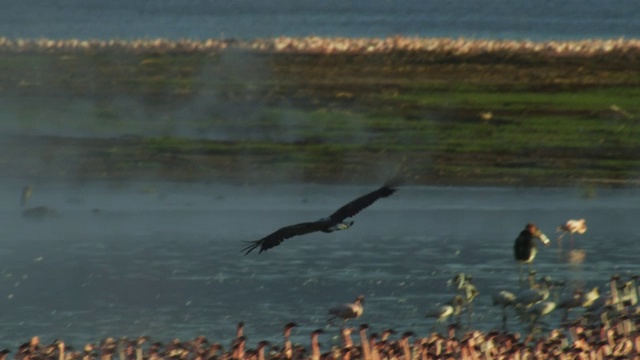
539, 233, 550, 245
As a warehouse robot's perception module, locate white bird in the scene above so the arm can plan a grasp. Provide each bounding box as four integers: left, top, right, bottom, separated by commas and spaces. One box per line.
527, 301, 556, 323
328, 295, 364, 325
581, 287, 600, 308
557, 219, 587, 249
450, 273, 479, 326
425, 295, 464, 330
451, 273, 480, 302
618, 275, 639, 308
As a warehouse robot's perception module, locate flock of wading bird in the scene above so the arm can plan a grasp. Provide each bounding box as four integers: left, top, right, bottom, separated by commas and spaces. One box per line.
239, 185, 595, 330
17, 184, 640, 359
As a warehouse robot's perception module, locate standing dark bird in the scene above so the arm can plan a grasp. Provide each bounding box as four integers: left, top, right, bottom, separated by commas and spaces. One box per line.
514, 223, 550, 285
242, 185, 397, 255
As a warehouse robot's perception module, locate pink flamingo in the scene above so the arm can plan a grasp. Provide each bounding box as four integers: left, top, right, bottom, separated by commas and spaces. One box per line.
557, 219, 587, 249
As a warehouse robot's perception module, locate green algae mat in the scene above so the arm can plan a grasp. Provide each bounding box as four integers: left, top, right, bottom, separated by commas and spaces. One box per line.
1, 48, 640, 187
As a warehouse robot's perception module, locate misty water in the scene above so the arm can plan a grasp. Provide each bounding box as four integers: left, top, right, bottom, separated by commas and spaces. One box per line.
1, 181, 639, 347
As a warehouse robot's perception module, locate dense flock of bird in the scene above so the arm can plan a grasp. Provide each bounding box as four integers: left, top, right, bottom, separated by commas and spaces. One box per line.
14, 184, 640, 359
1, 37, 639, 57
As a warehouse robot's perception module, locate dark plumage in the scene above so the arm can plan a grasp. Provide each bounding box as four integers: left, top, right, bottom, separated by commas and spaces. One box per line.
514, 223, 550, 285
242, 185, 397, 255
514, 223, 550, 263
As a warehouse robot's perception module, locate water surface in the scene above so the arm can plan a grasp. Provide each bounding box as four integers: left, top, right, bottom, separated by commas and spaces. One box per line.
1, 182, 637, 347
2, 1, 639, 40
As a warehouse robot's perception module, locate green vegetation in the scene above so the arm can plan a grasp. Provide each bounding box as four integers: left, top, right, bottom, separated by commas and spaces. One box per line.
1, 49, 639, 186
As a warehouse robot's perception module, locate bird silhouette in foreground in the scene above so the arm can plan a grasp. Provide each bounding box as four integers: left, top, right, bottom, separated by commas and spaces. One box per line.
514, 223, 550, 286
242, 185, 397, 255
556, 218, 587, 249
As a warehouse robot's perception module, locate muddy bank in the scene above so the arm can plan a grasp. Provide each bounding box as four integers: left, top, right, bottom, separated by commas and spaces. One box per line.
1, 37, 639, 187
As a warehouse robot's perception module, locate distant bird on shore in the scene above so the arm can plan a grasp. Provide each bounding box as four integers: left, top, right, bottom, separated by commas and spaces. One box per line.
327, 295, 365, 325
242, 185, 397, 255
514, 223, 550, 285
557, 219, 587, 249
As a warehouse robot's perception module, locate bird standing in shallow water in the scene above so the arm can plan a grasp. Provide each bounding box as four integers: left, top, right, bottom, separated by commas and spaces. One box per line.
557, 218, 587, 249
327, 295, 365, 325
425, 295, 464, 332
514, 223, 550, 286
450, 273, 479, 328
492, 290, 516, 330
242, 185, 397, 255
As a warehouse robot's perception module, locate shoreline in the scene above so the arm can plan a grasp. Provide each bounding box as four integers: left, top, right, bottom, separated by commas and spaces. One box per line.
1, 36, 640, 58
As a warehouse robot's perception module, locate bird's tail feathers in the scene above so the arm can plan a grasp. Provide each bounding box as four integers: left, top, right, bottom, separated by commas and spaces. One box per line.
241, 240, 262, 255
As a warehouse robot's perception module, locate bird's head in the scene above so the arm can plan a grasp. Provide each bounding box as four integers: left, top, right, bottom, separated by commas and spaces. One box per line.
401, 331, 415, 340
449, 273, 470, 289
527, 223, 550, 245
338, 221, 354, 230
355, 295, 365, 304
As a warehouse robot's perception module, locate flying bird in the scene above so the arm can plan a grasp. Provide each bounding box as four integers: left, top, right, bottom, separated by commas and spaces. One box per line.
242, 185, 397, 255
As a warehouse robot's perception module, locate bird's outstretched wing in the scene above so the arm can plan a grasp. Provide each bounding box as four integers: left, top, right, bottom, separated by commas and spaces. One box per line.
242, 221, 328, 255
329, 185, 397, 222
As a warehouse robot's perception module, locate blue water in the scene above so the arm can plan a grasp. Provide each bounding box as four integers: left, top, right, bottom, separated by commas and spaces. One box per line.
1, 182, 639, 348
1, 0, 639, 40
